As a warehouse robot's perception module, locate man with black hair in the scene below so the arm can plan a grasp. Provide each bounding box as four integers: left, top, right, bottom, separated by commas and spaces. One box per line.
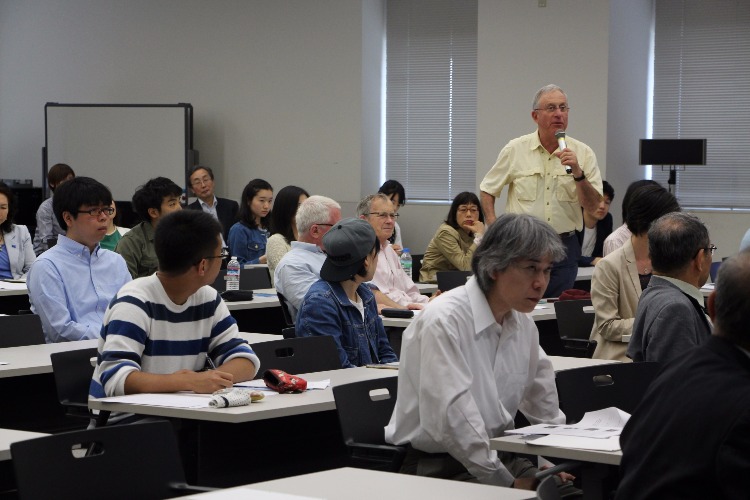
187, 165, 239, 243
27, 177, 131, 343
628, 212, 713, 363
90, 210, 259, 400
116, 177, 182, 278
33, 163, 75, 255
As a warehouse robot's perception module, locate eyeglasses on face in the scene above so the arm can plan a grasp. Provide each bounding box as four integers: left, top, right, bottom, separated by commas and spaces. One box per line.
364, 212, 399, 220
534, 104, 570, 113
204, 248, 230, 261
457, 206, 479, 214
695, 244, 717, 258
73, 206, 115, 217
191, 177, 212, 187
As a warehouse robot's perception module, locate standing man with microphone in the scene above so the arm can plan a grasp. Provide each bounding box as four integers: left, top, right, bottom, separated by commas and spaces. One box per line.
480, 84, 603, 297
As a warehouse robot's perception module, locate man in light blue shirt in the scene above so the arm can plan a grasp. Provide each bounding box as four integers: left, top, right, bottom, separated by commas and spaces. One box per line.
274, 195, 341, 320
27, 177, 131, 343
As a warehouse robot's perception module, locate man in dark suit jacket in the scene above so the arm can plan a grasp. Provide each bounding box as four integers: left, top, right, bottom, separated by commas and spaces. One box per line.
628, 212, 713, 364
575, 180, 614, 267
187, 165, 239, 243
616, 249, 750, 500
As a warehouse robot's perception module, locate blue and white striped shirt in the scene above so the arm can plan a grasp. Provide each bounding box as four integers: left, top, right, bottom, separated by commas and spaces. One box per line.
90, 274, 259, 398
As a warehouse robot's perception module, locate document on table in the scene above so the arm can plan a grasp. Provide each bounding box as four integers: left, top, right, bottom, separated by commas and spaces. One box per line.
506, 407, 630, 439
98, 393, 213, 408
188, 490, 323, 500
525, 434, 623, 452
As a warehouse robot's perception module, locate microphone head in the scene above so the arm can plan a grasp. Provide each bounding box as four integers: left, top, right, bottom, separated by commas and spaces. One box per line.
555, 129, 566, 139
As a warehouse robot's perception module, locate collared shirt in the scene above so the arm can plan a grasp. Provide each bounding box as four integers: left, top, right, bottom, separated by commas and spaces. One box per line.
32, 196, 66, 255
480, 131, 603, 233
273, 241, 327, 320
603, 223, 632, 257
198, 195, 219, 219
658, 275, 711, 322
115, 221, 158, 279
371, 241, 428, 306
385, 277, 564, 487
27, 235, 131, 343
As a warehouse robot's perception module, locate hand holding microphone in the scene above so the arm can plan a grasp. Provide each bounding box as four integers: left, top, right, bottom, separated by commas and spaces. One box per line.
555, 130, 573, 174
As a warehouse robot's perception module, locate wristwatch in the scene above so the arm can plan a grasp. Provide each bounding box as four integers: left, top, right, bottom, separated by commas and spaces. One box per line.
573, 172, 586, 182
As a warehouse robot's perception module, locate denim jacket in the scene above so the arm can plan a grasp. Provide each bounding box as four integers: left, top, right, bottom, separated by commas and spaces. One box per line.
296, 279, 398, 368
228, 222, 268, 265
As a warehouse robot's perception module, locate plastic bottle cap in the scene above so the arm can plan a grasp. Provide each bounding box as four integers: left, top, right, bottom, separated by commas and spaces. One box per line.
402, 248, 410, 253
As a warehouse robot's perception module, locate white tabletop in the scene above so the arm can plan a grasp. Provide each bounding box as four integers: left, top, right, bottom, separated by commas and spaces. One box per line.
381, 303, 556, 328
490, 434, 622, 466
0, 333, 279, 380
575, 266, 595, 281
416, 282, 438, 295
224, 288, 281, 311
0, 428, 49, 461
181, 467, 534, 500
546, 356, 619, 372
90, 365, 398, 424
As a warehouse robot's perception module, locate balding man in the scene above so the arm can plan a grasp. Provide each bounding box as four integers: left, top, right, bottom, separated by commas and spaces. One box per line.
628, 212, 714, 363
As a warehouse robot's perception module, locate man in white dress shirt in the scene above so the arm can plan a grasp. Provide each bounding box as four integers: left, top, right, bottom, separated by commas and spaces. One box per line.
385, 213, 576, 494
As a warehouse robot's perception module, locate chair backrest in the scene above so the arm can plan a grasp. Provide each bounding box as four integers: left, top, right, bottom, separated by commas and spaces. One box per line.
0, 314, 45, 347
250, 336, 341, 378
710, 261, 721, 282
277, 292, 295, 327
50, 347, 98, 414
536, 476, 562, 500
555, 362, 661, 424
436, 270, 472, 292
553, 299, 594, 341
11, 421, 188, 500
410, 253, 424, 283
332, 377, 398, 446
211, 267, 272, 291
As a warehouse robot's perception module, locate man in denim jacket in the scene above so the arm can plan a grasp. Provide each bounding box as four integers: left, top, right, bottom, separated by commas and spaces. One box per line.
295, 218, 398, 368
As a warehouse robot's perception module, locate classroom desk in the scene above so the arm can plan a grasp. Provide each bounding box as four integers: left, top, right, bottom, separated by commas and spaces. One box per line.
491, 434, 621, 500
0, 333, 279, 380
89, 365, 397, 424
0, 428, 48, 462
181, 467, 535, 500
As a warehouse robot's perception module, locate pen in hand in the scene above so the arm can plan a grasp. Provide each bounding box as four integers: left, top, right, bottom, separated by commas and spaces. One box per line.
205, 356, 217, 371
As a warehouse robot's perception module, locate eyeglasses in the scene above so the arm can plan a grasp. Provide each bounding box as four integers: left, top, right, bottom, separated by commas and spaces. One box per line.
73, 207, 115, 217
695, 244, 717, 258
534, 104, 570, 114
315, 223, 334, 228
457, 207, 479, 214
204, 248, 230, 261
190, 177, 212, 187
364, 212, 399, 220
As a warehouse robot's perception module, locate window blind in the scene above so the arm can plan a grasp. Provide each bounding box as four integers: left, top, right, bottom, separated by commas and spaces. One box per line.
385, 0, 477, 202
652, 0, 750, 208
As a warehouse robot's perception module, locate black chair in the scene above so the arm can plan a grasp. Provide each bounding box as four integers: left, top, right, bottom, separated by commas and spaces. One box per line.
281, 326, 296, 339
50, 347, 109, 426
11, 421, 216, 500
411, 253, 424, 283
536, 476, 562, 500
555, 362, 661, 424
277, 291, 295, 327
250, 336, 341, 378
211, 267, 272, 292
0, 314, 45, 347
332, 377, 405, 472
553, 299, 597, 358
436, 270, 472, 292
710, 261, 721, 282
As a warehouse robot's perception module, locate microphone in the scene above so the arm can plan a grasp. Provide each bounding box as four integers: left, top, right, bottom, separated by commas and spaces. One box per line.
555, 130, 572, 174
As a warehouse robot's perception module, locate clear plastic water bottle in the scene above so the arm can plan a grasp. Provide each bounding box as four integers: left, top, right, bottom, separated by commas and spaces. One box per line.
400, 248, 412, 280
226, 256, 241, 291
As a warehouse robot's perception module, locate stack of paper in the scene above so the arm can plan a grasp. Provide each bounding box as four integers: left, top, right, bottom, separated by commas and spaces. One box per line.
506, 407, 629, 452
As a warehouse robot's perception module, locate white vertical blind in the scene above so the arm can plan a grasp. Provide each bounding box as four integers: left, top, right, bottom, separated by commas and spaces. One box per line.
653, 0, 750, 208
385, 0, 477, 202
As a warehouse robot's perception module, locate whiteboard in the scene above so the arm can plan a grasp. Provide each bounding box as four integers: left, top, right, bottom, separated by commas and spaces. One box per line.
45, 104, 192, 201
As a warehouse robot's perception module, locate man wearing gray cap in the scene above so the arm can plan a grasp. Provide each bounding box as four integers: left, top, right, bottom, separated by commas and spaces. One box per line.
296, 218, 398, 368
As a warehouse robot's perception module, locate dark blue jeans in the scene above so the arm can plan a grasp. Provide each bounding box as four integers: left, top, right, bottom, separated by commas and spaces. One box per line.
544, 233, 581, 298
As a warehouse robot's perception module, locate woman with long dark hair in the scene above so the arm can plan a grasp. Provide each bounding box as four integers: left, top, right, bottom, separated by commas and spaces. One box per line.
266, 185, 309, 280
228, 179, 273, 265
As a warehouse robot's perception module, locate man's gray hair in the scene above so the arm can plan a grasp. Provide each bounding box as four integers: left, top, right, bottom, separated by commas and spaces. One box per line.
296, 195, 341, 236
472, 213, 566, 294
713, 249, 750, 344
648, 212, 709, 275
356, 193, 391, 217
532, 84, 568, 110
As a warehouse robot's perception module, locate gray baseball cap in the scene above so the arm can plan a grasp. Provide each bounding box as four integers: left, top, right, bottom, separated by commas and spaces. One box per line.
320, 218, 377, 282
